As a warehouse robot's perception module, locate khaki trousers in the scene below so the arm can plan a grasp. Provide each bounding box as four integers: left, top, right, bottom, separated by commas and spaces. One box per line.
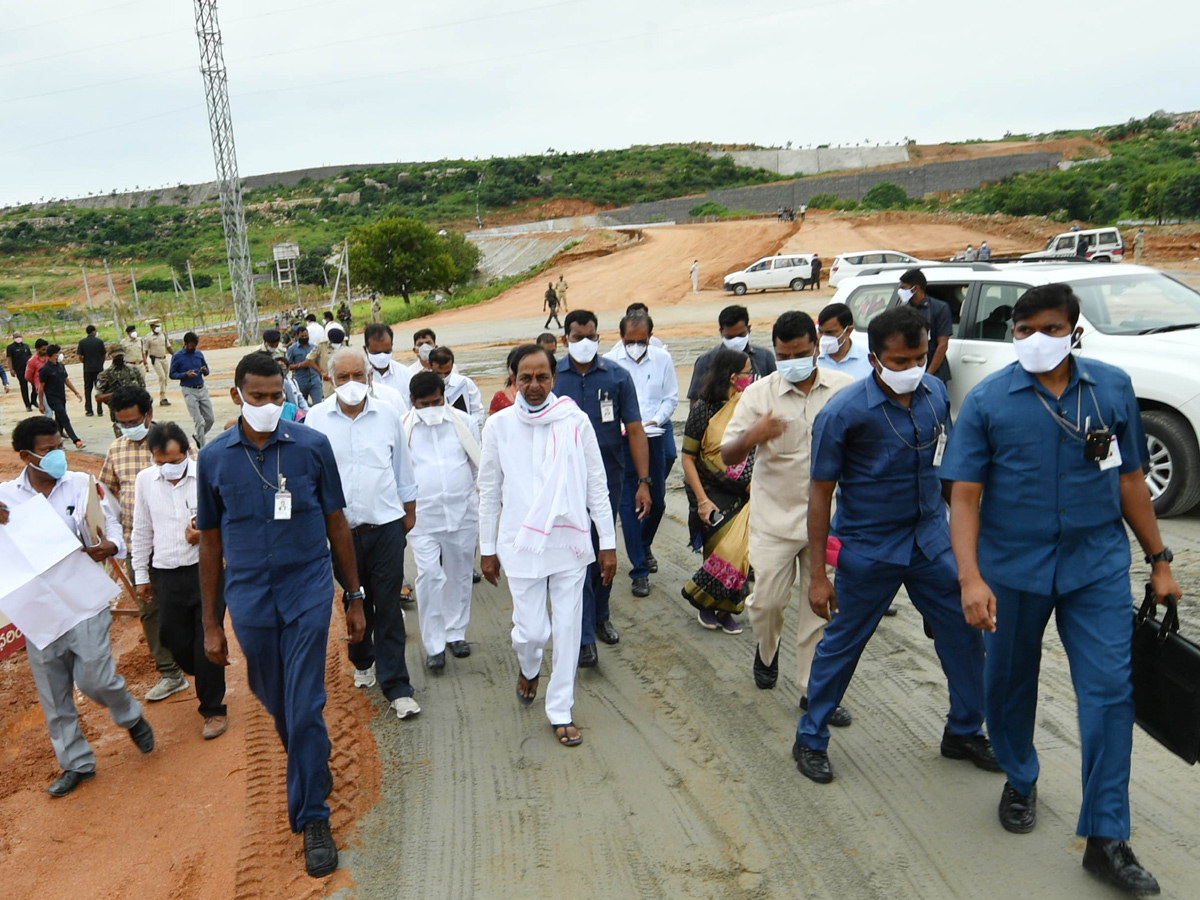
150, 356, 170, 400
745, 530, 826, 693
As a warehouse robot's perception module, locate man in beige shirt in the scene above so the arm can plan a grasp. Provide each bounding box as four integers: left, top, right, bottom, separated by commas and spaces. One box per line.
721, 311, 854, 720
121, 325, 147, 373
144, 320, 173, 406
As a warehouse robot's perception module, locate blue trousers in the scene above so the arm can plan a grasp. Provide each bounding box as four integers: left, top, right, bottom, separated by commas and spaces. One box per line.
232, 602, 332, 833
986, 573, 1134, 840
619, 435, 666, 581
581, 481, 621, 646
797, 543, 986, 751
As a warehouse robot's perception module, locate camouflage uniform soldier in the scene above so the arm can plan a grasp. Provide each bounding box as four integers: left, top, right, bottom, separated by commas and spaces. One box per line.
95, 346, 147, 436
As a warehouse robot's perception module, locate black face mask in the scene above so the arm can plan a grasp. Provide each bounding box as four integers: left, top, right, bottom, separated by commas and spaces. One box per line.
299, 338, 309, 345
114, 358, 126, 368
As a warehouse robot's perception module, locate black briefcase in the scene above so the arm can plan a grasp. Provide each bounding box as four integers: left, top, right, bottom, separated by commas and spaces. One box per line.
1131, 585, 1200, 765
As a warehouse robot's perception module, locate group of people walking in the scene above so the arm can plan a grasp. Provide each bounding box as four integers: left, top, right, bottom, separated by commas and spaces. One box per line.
0, 270, 1184, 894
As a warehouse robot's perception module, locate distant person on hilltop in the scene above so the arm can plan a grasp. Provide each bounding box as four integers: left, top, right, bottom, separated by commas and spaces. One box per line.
978, 241, 991, 261
799, 203, 807, 223
690, 260, 700, 293
543, 283, 562, 329
1134, 227, 1146, 263
555, 275, 569, 313
965, 244, 977, 262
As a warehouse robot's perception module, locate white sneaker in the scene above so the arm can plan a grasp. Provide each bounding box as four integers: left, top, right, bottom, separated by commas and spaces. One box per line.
353, 664, 377, 689
145, 674, 189, 702
391, 697, 421, 720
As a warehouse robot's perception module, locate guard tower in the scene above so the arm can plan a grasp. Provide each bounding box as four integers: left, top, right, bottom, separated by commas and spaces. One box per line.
272, 242, 301, 295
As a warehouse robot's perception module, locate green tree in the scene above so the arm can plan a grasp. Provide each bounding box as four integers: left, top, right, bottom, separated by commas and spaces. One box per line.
296, 248, 329, 285
438, 229, 482, 286
1164, 172, 1200, 218
348, 217, 456, 304
860, 181, 909, 209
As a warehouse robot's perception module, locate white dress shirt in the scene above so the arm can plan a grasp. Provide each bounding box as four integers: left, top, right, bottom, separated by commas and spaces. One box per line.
304, 394, 418, 528
371, 380, 409, 416
604, 342, 679, 438
0, 469, 124, 557
371, 359, 412, 402
478, 404, 615, 578
131, 458, 199, 584
443, 372, 485, 432
407, 407, 480, 535
305, 321, 326, 345
408, 359, 458, 375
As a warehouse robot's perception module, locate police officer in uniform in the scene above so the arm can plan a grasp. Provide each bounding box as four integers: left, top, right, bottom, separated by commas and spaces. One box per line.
944, 284, 1180, 896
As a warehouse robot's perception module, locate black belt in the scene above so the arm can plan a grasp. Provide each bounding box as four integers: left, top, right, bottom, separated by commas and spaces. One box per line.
352, 519, 401, 535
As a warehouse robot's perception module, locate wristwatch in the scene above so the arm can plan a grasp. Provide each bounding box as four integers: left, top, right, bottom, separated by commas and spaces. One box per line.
637, 476, 653, 485
344, 588, 366, 602
1145, 547, 1173, 566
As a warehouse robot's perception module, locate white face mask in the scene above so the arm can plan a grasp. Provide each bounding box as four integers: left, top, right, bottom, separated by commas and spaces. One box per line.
777, 354, 816, 384
567, 337, 598, 364
120, 420, 149, 442
1014, 330, 1074, 374
897, 288, 915, 303
237, 389, 284, 433
625, 342, 648, 361
368, 351, 393, 370
875, 362, 926, 395
417, 343, 434, 362
57, 352, 65, 363
129, 331, 138, 339
415, 405, 446, 426
329, 341, 342, 350
722, 334, 749, 352
819, 330, 847, 357
13, 337, 22, 344
159, 459, 188, 481
334, 379, 369, 407
152, 326, 161, 334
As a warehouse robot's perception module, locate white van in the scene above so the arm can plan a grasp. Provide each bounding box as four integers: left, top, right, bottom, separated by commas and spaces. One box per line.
723, 254, 815, 295
1021, 227, 1125, 262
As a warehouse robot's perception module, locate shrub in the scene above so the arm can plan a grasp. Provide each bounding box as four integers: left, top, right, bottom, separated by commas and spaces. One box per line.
860, 182, 910, 210
689, 201, 729, 217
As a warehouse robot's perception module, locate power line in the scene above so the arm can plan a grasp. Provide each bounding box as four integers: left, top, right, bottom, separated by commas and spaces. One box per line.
0, 0, 152, 37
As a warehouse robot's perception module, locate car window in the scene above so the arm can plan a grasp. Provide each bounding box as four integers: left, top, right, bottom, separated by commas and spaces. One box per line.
1055, 236, 1076, 252
925, 283, 967, 324
792, 257, 807, 267
845, 284, 896, 326
881, 253, 901, 263
1068, 272, 1200, 335
862, 253, 885, 264
844, 255, 862, 266
773, 258, 792, 269
1096, 230, 1117, 246
748, 261, 769, 272
971, 284, 1024, 341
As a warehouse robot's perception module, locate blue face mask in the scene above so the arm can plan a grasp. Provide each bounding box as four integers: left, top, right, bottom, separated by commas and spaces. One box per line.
777, 354, 816, 384
515, 390, 551, 413
30, 448, 68, 480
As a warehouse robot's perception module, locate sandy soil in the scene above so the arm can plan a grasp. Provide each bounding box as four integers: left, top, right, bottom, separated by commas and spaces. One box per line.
0, 448, 381, 899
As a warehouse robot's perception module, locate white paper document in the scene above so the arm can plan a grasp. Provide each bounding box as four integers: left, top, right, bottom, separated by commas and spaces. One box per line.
0, 495, 118, 650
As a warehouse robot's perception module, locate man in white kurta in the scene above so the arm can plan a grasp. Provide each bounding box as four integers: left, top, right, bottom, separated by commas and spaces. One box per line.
404, 371, 481, 668
479, 347, 615, 745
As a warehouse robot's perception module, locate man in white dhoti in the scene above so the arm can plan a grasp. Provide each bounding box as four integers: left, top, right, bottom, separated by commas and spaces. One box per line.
0, 415, 154, 797
479, 345, 616, 747
404, 371, 481, 670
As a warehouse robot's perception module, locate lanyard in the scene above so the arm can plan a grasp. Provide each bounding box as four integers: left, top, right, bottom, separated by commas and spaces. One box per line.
880, 390, 945, 451
241, 441, 286, 492
1035, 382, 1107, 444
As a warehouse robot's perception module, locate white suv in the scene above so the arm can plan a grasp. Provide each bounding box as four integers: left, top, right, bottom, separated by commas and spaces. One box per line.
723, 254, 815, 295
831, 262, 1200, 516
1022, 227, 1125, 263
828, 250, 925, 288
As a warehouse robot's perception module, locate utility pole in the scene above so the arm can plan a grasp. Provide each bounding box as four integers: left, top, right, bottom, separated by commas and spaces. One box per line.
79, 264, 95, 324
102, 258, 123, 332
194, 0, 256, 344
129, 266, 140, 311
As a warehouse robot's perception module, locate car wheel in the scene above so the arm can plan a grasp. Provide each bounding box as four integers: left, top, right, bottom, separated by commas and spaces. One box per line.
1095, 256, 1111, 263
790, 278, 804, 291
732, 283, 747, 296
1142, 410, 1200, 517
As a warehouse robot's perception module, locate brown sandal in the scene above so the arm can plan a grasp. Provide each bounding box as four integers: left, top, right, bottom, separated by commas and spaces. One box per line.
552, 722, 582, 747
516, 672, 539, 706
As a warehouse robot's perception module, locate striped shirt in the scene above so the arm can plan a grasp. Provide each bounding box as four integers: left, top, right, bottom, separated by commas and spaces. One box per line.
98, 435, 154, 546
131, 458, 199, 584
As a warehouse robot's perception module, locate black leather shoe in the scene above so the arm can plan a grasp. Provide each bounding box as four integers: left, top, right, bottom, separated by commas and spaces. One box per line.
998, 781, 1037, 834
426, 652, 446, 670
941, 728, 1002, 772
448, 640, 471, 658
472, 570, 482, 584
1083, 838, 1160, 895
597, 620, 620, 645
47, 770, 95, 797
325, 762, 334, 799
799, 694, 852, 728
631, 577, 650, 598
646, 552, 658, 574
578, 643, 598, 668
753, 647, 779, 689
128, 717, 154, 754
792, 741, 833, 784
303, 819, 339, 878
882, 603, 899, 617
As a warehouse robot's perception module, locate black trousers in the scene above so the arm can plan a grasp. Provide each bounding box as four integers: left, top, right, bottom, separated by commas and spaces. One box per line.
152, 563, 227, 718
334, 518, 413, 701
545, 310, 562, 328
14, 371, 31, 409
83, 368, 103, 414
46, 398, 80, 443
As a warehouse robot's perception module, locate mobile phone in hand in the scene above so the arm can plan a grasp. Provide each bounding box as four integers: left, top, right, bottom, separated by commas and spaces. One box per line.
708, 509, 725, 526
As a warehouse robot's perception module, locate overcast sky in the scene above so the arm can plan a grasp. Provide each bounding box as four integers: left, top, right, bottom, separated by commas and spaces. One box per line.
1, 0, 1196, 207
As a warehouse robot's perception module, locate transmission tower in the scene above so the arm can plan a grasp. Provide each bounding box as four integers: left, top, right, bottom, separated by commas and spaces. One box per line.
193, 0, 256, 344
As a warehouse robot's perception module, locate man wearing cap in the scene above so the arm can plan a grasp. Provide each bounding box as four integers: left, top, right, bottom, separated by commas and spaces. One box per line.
121, 325, 148, 374
306, 327, 346, 399
95, 345, 146, 437
898, 269, 953, 387
260, 329, 288, 363
145, 321, 173, 406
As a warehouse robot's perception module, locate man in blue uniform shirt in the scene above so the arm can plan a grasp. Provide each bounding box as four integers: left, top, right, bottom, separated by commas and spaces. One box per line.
794, 305, 998, 784
197, 352, 366, 879
944, 284, 1181, 896
555, 310, 651, 667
